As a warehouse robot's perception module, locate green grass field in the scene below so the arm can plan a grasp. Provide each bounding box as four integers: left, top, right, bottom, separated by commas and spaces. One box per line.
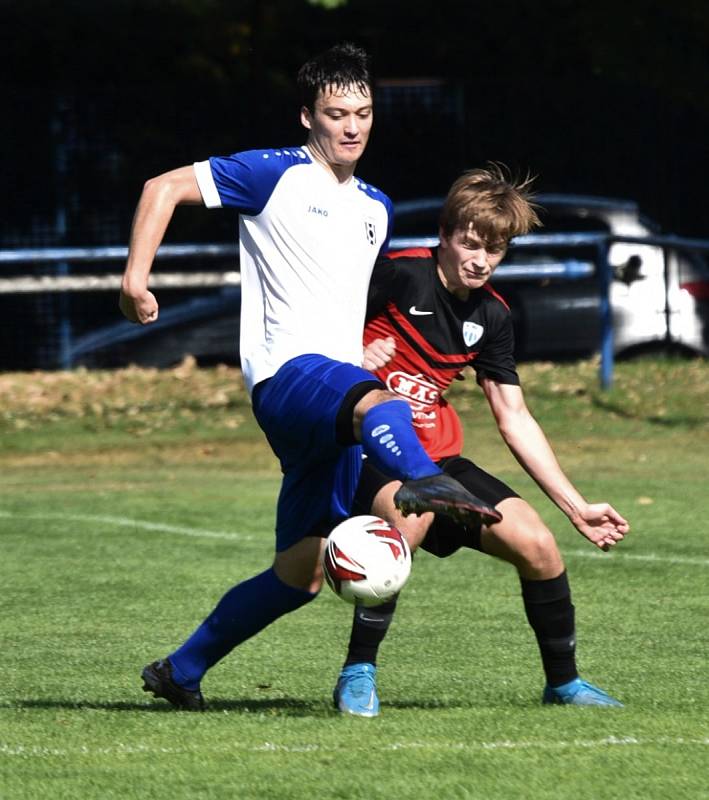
2, 358, 708, 799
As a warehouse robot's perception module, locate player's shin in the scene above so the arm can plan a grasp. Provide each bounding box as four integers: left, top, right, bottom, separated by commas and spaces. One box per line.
360, 400, 442, 480
169, 567, 317, 689
520, 570, 578, 688
344, 596, 398, 667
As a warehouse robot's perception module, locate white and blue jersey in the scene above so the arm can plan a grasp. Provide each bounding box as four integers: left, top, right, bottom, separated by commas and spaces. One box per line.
194, 146, 393, 547
194, 146, 393, 395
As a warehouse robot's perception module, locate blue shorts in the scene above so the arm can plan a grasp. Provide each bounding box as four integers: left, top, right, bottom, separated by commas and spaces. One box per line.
251, 354, 383, 551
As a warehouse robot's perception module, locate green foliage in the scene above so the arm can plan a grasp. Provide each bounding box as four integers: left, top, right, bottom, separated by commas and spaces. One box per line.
307, 0, 348, 7
1, 360, 708, 798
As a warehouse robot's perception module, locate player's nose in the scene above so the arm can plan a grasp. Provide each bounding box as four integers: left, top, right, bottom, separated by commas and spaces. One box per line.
344, 114, 360, 135
470, 249, 487, 266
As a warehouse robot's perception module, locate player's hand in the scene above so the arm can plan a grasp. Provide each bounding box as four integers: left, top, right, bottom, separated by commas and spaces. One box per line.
363, 336, 396, 371
572, 503, 630, 551
119, 287, 159, 324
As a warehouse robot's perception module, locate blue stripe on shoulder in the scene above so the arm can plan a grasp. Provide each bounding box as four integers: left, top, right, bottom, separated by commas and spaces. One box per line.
208, 147, 311, 215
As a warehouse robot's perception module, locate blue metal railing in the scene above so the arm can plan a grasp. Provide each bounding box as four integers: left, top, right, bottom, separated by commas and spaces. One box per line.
2, 232, 708, 385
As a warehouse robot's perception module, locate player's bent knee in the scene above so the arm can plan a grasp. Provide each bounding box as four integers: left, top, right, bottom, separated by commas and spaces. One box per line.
274, 566, 324, 594
519, 527, 560, 572
273, 537, 326, 593
486, 499, 563, 577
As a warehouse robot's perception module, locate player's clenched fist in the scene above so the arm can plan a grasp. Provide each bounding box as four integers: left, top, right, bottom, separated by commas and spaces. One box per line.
363, 336, 396, 371
119, 287, 159, 324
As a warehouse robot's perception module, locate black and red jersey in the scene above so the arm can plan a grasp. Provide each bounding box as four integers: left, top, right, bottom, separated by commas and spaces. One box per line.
365, 247, 519, 460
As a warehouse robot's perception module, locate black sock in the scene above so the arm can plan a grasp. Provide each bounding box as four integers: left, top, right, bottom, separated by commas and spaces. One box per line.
344, 596, 398, 667
520, 571, 578, 688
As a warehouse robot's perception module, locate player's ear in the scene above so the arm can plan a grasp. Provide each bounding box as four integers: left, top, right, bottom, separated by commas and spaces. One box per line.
438, 226, 449, 249
300, 106, 313, 131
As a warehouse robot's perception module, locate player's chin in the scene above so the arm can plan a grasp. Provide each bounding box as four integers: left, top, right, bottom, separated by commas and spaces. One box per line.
462, 275, 488, 289
336, 145, 363, 162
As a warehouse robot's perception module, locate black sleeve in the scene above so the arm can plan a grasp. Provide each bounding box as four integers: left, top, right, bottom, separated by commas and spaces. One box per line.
471, 311, 520, 385
366, 254, 398, 320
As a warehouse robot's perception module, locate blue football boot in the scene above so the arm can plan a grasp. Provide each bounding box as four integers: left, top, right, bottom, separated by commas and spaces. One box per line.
542, 677, 623, 707
333, 663, 380, 717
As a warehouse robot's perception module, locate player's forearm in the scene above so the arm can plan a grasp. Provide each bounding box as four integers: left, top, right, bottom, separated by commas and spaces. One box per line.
498, 410, 588, 522
121, 179, 179, 294
123, 167, 202, 293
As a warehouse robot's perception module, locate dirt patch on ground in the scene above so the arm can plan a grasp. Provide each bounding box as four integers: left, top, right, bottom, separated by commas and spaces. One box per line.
0, 357, 262, 464
2, 356, 706, 439
0, 357, 249, 421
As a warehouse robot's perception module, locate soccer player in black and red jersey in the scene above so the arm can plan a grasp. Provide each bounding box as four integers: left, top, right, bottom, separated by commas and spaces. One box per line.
333, 165, 630, 716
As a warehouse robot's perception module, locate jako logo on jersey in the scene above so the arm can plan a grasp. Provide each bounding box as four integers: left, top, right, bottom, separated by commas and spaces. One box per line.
386, 371, 440, 411
308, 205, 328, 217
463, 321, 484, 347
364, 218, 377, 245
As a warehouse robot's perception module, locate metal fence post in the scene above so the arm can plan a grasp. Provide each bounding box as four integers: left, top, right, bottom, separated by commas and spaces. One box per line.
57, 259, 73, 369
52, 99, 73, 370
597, 237, 613, 389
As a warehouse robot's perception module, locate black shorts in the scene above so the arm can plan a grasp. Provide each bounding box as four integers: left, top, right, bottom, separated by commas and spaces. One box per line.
352, 455, 519, 558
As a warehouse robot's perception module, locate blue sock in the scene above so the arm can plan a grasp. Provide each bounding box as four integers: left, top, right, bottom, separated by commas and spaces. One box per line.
360, 400, 442, 481
169, 567, 316, 688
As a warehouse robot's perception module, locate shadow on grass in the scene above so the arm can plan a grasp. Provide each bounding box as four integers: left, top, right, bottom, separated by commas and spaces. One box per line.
385, 696, 534, 711
6, 697, 326, 716
5, 695, 493, 714
591, 395, 707, 428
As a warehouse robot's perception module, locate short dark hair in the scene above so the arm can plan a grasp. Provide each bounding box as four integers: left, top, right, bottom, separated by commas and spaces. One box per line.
297, 42, 372, 111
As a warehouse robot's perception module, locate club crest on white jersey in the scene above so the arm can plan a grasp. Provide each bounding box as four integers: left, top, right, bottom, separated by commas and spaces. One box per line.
463, 321, 484, 347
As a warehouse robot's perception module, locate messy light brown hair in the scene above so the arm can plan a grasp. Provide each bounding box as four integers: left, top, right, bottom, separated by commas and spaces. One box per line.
439, 163, 542, 248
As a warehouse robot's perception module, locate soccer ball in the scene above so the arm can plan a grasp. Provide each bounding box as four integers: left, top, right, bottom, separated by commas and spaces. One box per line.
322, 515, 412, 607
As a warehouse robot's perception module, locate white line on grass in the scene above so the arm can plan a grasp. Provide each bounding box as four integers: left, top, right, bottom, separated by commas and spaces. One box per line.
0, 509, 252, 542
1, 735, 708, 759
564, 548, 709, 568
2, 509, 708, 566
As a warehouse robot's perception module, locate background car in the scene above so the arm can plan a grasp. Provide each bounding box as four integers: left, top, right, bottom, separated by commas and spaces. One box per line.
392, 194, 709, 361
68, 194, 709, 368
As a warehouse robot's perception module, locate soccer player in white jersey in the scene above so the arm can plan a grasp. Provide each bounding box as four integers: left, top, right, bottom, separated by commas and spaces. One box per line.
120, 43, 499, 710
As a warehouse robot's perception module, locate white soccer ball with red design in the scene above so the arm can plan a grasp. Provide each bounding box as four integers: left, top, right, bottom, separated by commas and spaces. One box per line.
322, 515, 412, 606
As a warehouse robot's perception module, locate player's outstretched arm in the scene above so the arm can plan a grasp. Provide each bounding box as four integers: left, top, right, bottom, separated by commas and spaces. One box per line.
480, 378, 629, 551
120, 165, 203, 324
